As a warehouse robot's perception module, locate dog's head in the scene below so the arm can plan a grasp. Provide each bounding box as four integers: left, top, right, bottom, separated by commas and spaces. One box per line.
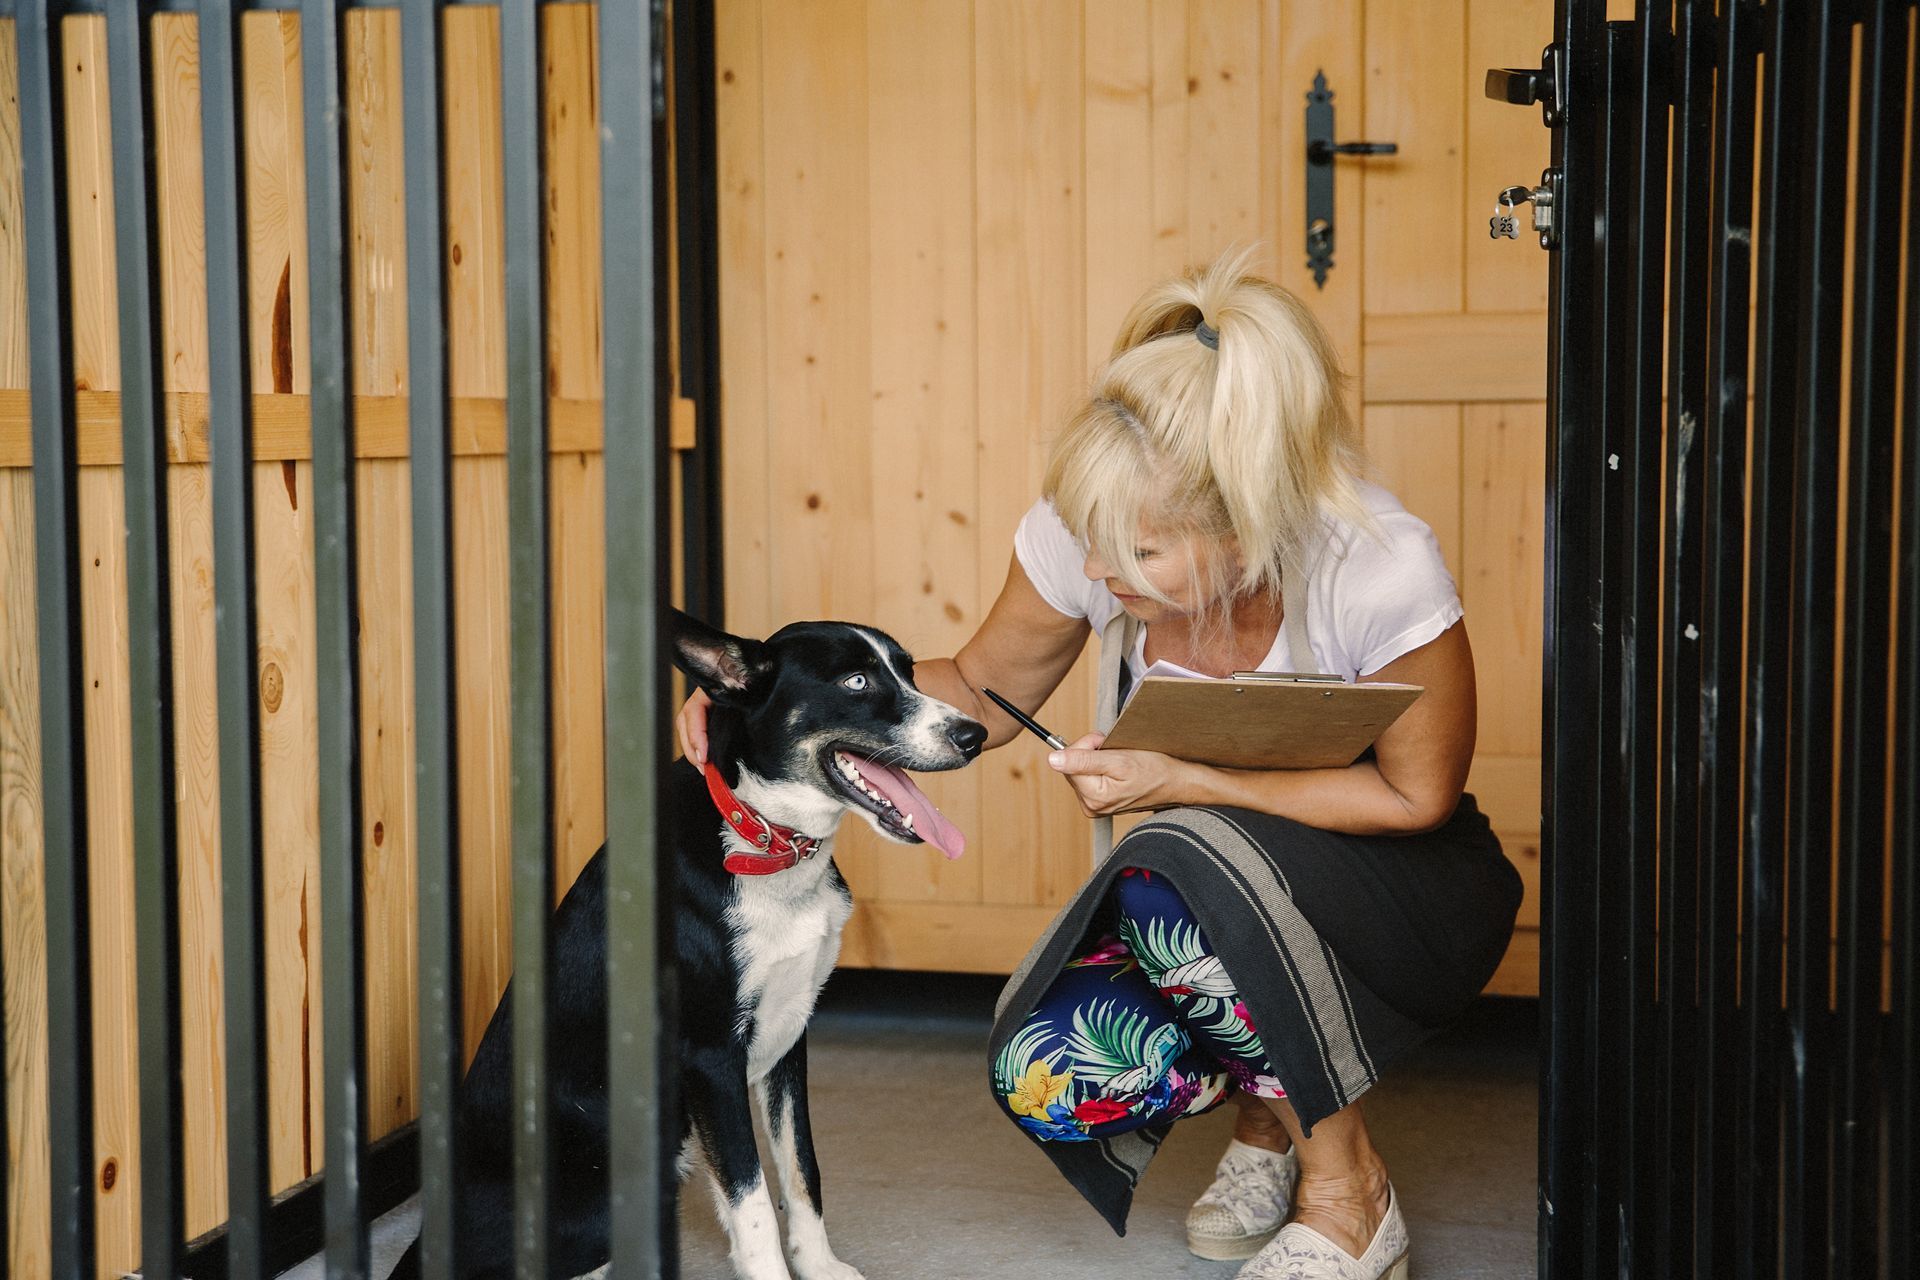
670, 610, 986, 858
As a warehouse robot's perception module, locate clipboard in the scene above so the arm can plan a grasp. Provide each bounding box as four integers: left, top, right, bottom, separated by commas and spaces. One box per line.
1099, 672, 1424, 770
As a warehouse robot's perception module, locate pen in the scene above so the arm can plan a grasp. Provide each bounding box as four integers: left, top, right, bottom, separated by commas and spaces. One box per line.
980, 686, 1068, 751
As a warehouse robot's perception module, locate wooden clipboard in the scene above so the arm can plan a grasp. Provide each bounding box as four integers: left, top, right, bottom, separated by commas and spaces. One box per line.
1099, 673, 1424, 770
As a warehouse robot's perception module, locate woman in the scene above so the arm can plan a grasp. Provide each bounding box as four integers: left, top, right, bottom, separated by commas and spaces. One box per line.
681, 252, 1520, 1280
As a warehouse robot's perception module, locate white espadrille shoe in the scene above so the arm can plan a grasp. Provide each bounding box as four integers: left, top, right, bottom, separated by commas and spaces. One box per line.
1234, 1183, 1410, 1280
1185, 1139, 1301, 1261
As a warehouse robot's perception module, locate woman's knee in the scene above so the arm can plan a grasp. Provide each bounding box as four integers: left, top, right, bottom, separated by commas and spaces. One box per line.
990, 948, 1229, 1142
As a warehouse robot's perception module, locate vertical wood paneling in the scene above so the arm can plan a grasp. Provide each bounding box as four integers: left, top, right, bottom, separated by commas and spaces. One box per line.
344, 9, 420, 1145
355, 459, 417, 1139
1462, 402, 1546, 762
167, 461, 225, 1238
245, 14, 311, 402
1085, 0, 1155, 370
0, 23, 25, 391
1364, 403, 1463, 576
153, 11, 228, 1243
78, 466, 140, 1276
546, 6, 607, 889
759, 0, 870, 624
1464, 0, 1553, 313
1148, 0, 1191, 283
550, 452, 606, 887
452, 453, 511, 1060
0, 45, 33, 1271
975, 0, 1090, 908
1362, 0, 1466, 315
251, 459, 319, 1193
64, 18, 118, 396
149, 16, 234, 1235
61, 18, 143, 1271
443, 5, 514, 1057
866, 0, 980, 903
715, 0, 771, 634
2, 467, 50, 1280
1185, 0, 1262, 255
236, 13, 327, 1190
761, 0, 878, 888
154, 16, 209, 401
543, 6, 602, 406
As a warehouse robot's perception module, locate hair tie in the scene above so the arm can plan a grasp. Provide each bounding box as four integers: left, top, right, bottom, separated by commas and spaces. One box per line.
1194, 320, 1219, 350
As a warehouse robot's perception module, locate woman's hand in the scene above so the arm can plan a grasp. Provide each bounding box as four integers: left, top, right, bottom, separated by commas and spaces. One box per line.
1046, 732, 1190, 816
677, 687, 713, 765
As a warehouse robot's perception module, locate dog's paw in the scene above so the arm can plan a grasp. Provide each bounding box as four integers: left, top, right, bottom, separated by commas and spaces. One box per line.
789, 1252, 865, 1280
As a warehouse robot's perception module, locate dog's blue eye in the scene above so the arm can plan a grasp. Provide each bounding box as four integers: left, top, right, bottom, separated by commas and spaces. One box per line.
843, 674, 868, 691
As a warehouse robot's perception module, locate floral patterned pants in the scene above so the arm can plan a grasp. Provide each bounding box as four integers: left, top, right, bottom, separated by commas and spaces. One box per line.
994, 867, 1289, 1144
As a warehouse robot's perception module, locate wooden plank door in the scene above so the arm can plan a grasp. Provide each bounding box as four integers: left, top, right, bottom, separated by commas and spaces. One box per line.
714, 0, 1551, 995
1356, 0, 1555, 995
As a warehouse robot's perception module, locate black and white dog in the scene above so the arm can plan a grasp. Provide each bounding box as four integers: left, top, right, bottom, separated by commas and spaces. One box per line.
390, 609, 985, 1280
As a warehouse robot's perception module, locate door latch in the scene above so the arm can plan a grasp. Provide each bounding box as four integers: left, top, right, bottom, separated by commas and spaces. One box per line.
1305, 71, 1398, 288
1489, 170, 1562, 249
1485, 44, 1564, 127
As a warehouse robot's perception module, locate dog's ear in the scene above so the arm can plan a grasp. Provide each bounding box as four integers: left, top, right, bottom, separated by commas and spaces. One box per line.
668, 608, 771, 704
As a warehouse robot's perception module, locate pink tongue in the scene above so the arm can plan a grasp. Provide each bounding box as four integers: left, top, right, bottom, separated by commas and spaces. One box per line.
845, 756, 966, 859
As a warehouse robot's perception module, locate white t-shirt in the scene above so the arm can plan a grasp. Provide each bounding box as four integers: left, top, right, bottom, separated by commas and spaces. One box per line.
1012, 481, 1463, 687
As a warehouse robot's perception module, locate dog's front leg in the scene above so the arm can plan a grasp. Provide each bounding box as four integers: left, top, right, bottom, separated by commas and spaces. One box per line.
754, 1035, 864, 1280
688, 1056, 792, 1280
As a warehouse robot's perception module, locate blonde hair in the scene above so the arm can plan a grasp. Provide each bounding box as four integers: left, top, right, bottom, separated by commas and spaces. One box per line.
1044, 248, 1372, 621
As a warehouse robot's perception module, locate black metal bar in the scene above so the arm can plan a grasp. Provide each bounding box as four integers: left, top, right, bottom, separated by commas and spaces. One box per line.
106, 2, 186, 1274
500, 0, 554, 1270
1737, 6, 1804, 1278
1586, 22, 1637, 1278
602, 0, 677, 1273
199, 0, 272, 1270
1654, 1, 1713, 1269
401, 0, 462, 1274
1694, 5, 1759, 1276
17, 2, 96, 1275
1893, 58, 1920, 1274
300, 0, 370, 1271
1540, 2, 1607, 1275
1621, 9, 1671, 1277
671, 0, 722, 624
1832, 6, 1905, 1273
1782, 5, 1849, 1274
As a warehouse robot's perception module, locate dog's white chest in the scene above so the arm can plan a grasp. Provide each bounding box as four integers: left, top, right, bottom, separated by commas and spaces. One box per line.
726, 852, 851, 1083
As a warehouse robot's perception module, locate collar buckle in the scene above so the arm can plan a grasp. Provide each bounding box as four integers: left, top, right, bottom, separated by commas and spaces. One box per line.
704, 762, 823, 875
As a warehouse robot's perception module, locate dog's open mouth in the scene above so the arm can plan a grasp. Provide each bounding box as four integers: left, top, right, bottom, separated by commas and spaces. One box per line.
826, 748, 966, 859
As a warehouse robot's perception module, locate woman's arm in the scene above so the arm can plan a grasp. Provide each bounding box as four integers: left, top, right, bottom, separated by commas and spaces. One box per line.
914, 553, 1092, 750
1048, 620, 1478, 835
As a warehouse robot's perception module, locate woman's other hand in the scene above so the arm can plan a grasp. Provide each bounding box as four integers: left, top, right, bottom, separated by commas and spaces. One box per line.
677, 687, 713, 765
1046, 732, 1188, 816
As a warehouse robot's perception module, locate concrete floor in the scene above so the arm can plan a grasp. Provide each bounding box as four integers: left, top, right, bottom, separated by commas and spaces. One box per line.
311, 972, 1536, 1280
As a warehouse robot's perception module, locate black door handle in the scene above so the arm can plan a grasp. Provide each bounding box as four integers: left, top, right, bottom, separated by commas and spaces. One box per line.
1303, 71, 1399, 290
1485, 44, 1563, 126
1485, 66, 1545, 106
1306, 139, 1399, 164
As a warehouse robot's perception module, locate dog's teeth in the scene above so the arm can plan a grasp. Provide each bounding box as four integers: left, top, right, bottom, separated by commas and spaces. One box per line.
901, 814, 915, 830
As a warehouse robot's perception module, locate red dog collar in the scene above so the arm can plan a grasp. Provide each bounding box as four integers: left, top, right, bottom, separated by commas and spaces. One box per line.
703, 762, 823, 875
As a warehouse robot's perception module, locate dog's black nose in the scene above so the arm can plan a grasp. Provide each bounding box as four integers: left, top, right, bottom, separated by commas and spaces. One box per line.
949, 719, 988, 760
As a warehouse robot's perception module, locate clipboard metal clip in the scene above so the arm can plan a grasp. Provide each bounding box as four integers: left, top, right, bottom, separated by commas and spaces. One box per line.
1229, 670, 1346, 684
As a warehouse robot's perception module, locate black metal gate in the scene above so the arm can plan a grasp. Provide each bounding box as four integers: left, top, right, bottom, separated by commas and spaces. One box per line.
6, 0, 690, 1276
1512, 1, 1917, 1276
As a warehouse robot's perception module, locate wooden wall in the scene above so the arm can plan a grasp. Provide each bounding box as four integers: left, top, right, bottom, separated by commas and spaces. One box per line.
715, 0, 1553, 987
0, 11, 623, 1276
